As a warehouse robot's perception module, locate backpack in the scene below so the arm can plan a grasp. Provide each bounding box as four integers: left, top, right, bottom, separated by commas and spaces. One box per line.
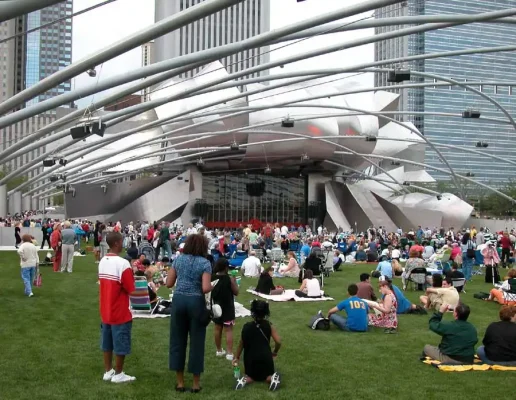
309, 311, 330, 331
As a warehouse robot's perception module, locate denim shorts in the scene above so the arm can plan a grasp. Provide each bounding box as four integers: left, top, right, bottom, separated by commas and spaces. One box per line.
100, 321, 132, 355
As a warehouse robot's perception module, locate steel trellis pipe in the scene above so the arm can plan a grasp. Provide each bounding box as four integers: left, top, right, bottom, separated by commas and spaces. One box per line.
0, 0, 64, 24
0, 0, 246, 115
0, 0, 405, 131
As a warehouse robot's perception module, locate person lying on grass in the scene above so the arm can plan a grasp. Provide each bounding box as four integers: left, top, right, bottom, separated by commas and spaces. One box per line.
233, 300, 281, 391
98, 231, 136, 383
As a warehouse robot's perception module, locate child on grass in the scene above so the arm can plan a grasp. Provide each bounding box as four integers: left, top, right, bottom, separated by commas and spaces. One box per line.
233, 300, 282, 391
98, 232, 136, 383
212, 258, 239, 360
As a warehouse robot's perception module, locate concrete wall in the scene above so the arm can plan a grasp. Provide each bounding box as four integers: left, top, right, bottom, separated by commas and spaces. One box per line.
466, 217, 516, 232
65, 176, 170, 219
0, 228, 44, 247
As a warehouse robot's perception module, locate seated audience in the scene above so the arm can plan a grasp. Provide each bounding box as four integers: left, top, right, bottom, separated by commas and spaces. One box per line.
241, 250, 262, 278
477, 305, 516, 366
419, 274, 443, 308
295, 270, 321, 298
450, 242, 461, 262
278, 251, 300, 278
126, 242, 139, 260
145, 266, 159, 304
366, 249, 378, 263
422, 303, 478, 364
327, 284, 369, 332
356, 273, 377, 301
256, 267, 283, 295
303, 252, 323, 277
409, 241, 424, 257
390, 283, 427, 314
333, 250, 344, 271
445, 263, 465, 292
355, 246, 367, 262
391, 246, 401, 261
487, 268, 516, 306
422, 277, 460, 311
373, 259, 393, 279
368, 280, 398, 333
402, 249, 427, 288
422, 242, 435, 260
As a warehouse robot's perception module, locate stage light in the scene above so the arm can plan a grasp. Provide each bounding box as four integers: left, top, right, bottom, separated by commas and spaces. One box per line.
476, 141, 488, 148
462, 110, 481, 118
391, 161, 401, 166
43, 159, 56, 167
403, 181, 411, 186
264, 166, 271, 174
59, 159, 67, 166
87, 68, 97, 77
465, 172, 475, 177
365, 136, 377, 142
49, 176, 59, 182
281, 117, 294, 128
70, 125, 91, 140
230, 141, 240, 151
387, 69, 410, 83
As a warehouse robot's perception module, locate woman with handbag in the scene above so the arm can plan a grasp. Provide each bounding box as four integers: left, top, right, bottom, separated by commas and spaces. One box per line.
166, 234, 212, 393
460, 232, 476, 282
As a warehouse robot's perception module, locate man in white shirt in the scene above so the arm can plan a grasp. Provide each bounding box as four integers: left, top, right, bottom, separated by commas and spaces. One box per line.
391, 247, 401, 260
280, 225, 289, 237
186, 223, 197, 236
317, 225, 323, 236
241, 250, 262, 277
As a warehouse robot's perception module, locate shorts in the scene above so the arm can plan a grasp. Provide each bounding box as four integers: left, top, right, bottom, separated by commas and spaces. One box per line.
100, 321, 132, 355
213, 318, 235, 326
94, 246, 100, 251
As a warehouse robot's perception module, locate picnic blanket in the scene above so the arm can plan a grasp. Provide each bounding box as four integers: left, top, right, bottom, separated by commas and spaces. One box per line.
421, 356, 516, 371
247, 289, 334, 302
132, 301, 251, 319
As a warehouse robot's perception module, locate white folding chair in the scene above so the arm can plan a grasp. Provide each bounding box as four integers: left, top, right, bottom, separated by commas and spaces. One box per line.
452, 278, 466, 294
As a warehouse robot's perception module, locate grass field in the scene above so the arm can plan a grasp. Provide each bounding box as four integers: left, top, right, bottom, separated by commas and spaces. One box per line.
1, 251, 514, 400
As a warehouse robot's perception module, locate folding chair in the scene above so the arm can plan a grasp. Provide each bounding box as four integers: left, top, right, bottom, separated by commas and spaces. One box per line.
271, 248, 284, 263
130, 276, 156, 314
452, 278, 466, 293
229, 251, 248, 269
254, 248, 265, 262
407, 267, 427, 291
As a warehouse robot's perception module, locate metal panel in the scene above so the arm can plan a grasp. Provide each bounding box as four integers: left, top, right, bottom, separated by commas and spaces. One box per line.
324, 182, 351, 231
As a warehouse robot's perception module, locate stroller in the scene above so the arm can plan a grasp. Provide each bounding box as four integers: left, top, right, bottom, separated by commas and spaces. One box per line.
138, 241, 155, 263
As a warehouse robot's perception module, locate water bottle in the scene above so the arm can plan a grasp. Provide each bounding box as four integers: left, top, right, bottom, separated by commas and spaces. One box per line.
233, 365, 240, 379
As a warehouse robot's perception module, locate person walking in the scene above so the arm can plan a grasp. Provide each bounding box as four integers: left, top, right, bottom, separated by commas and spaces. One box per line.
166, 234, 212, 393
14, 222, 22, 248
41, 222, 51, 249
50, 223, 62, 272
17, 234, 39, 297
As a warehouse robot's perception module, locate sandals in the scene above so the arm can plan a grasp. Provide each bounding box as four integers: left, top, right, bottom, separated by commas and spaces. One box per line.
175, 385, 186, 393
190, 387, 202, 394
269, 372, 281, 391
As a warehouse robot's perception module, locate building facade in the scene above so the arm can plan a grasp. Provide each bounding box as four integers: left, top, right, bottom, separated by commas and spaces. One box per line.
374, 0, 516, 187
141, 41, 155, 102
154, 0, 270, 78
0, 1, 73, 184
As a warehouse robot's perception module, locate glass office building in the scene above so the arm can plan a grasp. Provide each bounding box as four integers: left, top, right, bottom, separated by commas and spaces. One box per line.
375, 0, 516, 187
202, 174, 306, 225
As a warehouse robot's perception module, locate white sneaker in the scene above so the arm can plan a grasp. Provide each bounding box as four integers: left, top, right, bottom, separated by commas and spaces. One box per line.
269, 372, 281, 391
28, 293, 34, 297
111, 372, 136, 383
216, 350, 226, 357
226, 354, 234, 361
102, 369, 115, 381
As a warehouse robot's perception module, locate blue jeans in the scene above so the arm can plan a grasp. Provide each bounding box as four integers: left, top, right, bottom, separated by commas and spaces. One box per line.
169, 294, 207, 375
100, 321, 132, 355
462, 252, 473, 281
477, 345, 516, 366
330, 314, 349, 331
265, 237, 272, 250
21, 267, 36, 296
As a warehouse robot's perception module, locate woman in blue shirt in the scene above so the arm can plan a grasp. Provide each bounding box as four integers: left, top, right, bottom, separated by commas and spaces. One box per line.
167, 234, 212, 393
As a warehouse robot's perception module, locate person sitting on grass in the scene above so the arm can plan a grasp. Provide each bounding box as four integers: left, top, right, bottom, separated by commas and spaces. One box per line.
445, 263, 465, 292
477, 305, 516, 366
212, 258, 239, 361
233, 300, 281, 391
327, 284, 369, 332
144, 267, 159, 305
420, 276, 459, 312
368, 280, 398, 334
278, 251, 300, 278
356, 273, 377, 301
98, 231, 136, 383
372, 258, 392, 279
126, 242, 138, 261
256, 267, 283, 295
295, 270, 321, 298
486, 268, 516, 306
422, 302, 478, 364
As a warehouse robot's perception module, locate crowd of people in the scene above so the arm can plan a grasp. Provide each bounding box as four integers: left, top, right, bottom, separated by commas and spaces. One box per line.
15, 217, 516, 390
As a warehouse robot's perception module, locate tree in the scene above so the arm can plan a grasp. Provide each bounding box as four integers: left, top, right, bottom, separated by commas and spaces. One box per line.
0, 167, 28, 192
482, 180, 516, 217
52, 193, 64, 206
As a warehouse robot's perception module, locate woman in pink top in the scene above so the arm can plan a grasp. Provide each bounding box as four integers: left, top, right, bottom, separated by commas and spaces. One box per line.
278, 251, 300, 278
450, 242, 461, 261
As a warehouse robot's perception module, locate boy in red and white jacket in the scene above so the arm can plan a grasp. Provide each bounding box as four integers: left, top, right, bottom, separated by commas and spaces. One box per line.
98, 232, 136, 383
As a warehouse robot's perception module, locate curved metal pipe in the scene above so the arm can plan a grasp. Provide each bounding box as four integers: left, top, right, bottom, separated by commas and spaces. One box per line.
0, 0, 246, 115
0, 0, 64, 24
0, 0, 404, 127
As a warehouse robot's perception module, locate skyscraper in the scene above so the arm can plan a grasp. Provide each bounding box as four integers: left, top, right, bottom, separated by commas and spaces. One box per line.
374, 0, 516, 187
0, 1, 73, 180
154, 0, 270, 78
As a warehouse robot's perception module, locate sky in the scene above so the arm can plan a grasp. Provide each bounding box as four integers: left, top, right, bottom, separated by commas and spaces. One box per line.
72, 0, 374, 106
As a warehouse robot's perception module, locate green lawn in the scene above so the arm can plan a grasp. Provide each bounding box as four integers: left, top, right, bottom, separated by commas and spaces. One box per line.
1, 252, 514, 400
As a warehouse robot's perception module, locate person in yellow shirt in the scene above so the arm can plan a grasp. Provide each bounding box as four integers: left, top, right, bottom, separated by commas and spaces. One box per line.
470, 226, 477, 239
422, 277, 460, 311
